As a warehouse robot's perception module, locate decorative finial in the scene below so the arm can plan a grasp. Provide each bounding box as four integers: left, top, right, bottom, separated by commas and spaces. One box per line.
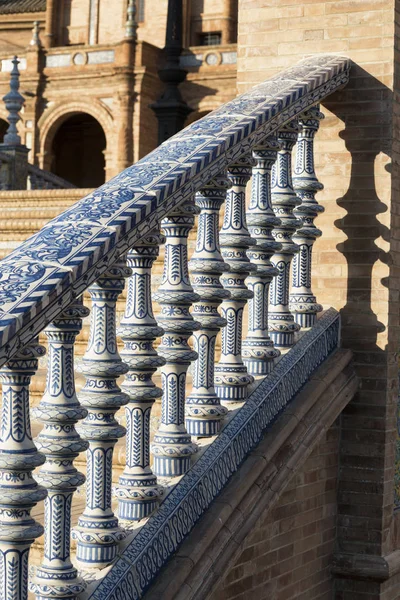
2, 57, 24, 146
125, 0, 137, 39
30, 21, 41, 47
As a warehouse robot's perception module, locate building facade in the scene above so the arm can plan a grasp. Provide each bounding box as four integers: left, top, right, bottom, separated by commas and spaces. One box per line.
0, 0, 238, 186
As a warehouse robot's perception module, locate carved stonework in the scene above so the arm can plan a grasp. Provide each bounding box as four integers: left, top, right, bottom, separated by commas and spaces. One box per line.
152, 202, 199, 476
115, 236, 164, 521
290, 105, 324, 328
243, 136, 281, 375
268, 121, 301, 348
186, 177, 229, 436
215, 158, 255, 401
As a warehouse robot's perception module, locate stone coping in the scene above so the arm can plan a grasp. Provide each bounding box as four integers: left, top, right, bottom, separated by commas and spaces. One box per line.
0, 54, 350, 365
84, 308, 341, 600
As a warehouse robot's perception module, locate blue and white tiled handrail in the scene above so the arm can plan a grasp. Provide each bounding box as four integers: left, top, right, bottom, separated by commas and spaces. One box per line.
0, 54, 350, 600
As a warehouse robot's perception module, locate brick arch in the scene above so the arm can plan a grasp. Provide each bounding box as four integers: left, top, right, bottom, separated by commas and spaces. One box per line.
37, 100, 114, 176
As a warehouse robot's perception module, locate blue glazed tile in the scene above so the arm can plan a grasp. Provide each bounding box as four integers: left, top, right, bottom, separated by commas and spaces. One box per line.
0, 55, 349, 368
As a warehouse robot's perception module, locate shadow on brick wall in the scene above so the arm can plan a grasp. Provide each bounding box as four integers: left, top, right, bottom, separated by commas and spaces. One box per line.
323, 63, 400, 583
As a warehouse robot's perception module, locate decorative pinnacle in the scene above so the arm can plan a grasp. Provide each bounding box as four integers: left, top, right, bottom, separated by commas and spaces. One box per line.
125, 0, 137, 39
2, 56, 24, 145
30, 21, 41, 47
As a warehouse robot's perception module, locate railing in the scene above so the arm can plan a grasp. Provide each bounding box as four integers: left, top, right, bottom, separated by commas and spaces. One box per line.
0, 54, 350, 600
0, 158, 76, 191
27, 163, 77, 190
0, 151, 12, 191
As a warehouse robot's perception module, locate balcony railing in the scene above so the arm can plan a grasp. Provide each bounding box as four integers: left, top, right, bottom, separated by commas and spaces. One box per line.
0, 54, 350, 600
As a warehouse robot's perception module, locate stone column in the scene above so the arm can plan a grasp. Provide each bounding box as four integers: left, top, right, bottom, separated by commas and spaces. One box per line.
268, 121, 301, 348
72, 263, 131, 569
115, 235, 164, 521
186, 177, 229, 437
0, 342, 47, 600
152, 201, 199, 476
243, 136, 281, 375
290, 106, 324, 328
215, 158, 255, 402
29, 300, 89, 600
44, 0, 56, 48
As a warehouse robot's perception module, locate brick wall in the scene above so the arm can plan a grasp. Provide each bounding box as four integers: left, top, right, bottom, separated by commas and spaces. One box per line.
209, 422, 340, 600
236, 0, 400, 597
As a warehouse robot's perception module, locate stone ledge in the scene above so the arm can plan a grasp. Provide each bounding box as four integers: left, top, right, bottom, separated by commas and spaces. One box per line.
143, 348, 358, 600
332, 550, 400, 583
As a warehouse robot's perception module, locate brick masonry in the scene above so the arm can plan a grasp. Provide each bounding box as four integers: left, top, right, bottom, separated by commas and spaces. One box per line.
209, 421, 341, 600
236, 0, 400, 598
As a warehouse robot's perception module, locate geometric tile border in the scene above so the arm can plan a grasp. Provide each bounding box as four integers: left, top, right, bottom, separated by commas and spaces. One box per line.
87, 308, 340, 599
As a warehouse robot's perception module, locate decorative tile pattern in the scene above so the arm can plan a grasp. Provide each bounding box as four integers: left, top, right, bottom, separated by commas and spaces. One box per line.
72, 263, 131, 569
115, 237, 164, 521
151, 202, 199, 477
186, 177, 230, 436
88, 309, 340, 600
215, 158, 255, 401
30, 299, 89, 599
0, 55, 350, 368
242, 134, 281, 375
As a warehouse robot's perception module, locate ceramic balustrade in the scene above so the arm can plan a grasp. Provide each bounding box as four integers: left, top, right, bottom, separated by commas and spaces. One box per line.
0, 55, 351, 599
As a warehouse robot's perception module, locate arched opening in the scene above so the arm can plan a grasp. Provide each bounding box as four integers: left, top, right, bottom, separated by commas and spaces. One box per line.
51, 113, 106, 187
0, 119, 9, 143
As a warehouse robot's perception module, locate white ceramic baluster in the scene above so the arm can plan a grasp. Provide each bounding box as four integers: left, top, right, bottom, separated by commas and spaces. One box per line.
72, 263, 130, 569
115, 235, 164, 521
0, 342, 47, 600
215, 158, 255, 402
268, 121, 301, 348
290, 105, 324, 327
30, 300, 89, 600
243, 136, 281, 375
186, 177, 229, 437
152, 201, 199, 477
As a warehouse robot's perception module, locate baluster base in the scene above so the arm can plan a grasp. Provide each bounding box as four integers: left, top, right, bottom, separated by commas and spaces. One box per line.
151, 431, 198, 477
214, 366, 254, 402
30, 567, 86, 600
115, 473, 162, 521
242, 341, 281, 376
185, 397, 228, 437
72, 517, 126, 569
289, 296, 323, 329
268, 314, 301, 348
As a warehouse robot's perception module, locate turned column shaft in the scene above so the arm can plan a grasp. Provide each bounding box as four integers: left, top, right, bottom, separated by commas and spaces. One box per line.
290, 105, 324, 327
0, 342, 47, 600
186, 177, 230, 437
115, 235, 164, 521
30, 301, 89, 600
215, 159, 255, 402
152, 201, 199, 477
268, 121, 301, 348
72, 263, 130, 568
243, 136, 281, 375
